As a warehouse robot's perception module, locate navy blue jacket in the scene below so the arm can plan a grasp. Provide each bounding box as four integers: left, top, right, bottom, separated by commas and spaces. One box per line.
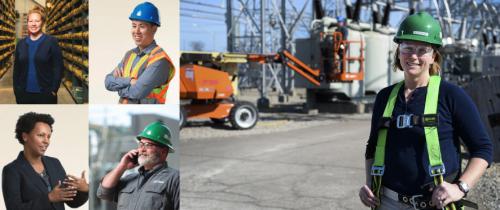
2, 152, 88, 210
365, 80, 493, 195
13, 35, 63, 94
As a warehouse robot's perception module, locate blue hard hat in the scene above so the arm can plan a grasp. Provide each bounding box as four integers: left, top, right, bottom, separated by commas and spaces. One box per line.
336, 15, 345, 22
129, 2, 161, 26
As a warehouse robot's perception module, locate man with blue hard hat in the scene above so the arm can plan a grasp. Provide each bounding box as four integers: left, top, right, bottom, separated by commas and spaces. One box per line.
97, 121, 179, 210
105, 2, 175, 104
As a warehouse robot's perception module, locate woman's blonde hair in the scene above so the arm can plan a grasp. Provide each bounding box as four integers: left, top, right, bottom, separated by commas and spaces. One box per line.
27, 6, 45, 23
392, 45, 442, 75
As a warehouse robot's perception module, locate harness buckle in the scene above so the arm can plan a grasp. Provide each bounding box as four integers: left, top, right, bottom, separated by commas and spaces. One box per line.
396, 114, 413, 129
371, 165, 385, 176
429, 165, 446, 177
422, 114, 439, 127
409, 195, 423, 210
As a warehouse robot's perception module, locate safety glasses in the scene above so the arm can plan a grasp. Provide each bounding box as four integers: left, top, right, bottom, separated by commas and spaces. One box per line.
138, 141, 160, 149
399, 43, 434, 56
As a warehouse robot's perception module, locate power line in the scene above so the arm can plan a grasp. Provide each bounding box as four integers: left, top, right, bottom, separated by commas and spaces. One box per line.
181, 7, 226, 16
180, 0, 226, 10
181, 30, 225, 33
180, 13, 226, 22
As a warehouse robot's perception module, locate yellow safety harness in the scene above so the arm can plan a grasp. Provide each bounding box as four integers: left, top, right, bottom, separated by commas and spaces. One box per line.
371, 76, 458, 210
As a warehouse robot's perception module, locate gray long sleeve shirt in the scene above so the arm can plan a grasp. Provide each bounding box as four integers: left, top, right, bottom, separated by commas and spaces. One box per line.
104, 41, 172, 104
97, 163, 179, 210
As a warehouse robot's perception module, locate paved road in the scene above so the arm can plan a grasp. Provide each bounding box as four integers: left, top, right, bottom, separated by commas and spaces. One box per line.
181, 118, 371, 210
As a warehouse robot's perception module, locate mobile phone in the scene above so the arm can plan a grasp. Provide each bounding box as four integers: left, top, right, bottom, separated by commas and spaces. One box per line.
130, 153, 139, 165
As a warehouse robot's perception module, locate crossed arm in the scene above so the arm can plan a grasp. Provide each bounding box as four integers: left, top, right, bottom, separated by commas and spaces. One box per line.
104, 59, 171, 101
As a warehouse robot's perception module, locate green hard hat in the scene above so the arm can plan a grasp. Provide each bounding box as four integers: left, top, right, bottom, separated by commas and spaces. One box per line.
136, 121, 174, 153
394, 12, 442, 46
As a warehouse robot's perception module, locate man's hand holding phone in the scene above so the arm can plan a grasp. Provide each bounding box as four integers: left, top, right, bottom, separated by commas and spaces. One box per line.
119, 149, 139, 170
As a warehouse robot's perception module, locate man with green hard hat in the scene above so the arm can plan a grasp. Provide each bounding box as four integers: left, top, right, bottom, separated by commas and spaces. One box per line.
97, 121, 179, 210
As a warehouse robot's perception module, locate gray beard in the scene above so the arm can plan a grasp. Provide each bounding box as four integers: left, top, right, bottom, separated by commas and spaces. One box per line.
138, 152, 160, 167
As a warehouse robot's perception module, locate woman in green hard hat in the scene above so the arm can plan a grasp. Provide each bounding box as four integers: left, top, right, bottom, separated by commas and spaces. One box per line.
359, 12, 492, 210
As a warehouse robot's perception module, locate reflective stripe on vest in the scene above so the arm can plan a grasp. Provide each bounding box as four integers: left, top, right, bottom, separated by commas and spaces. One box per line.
123, 53, 148, 78
370, 76, 457, 210
122, 46, 175, 104
145, 47, 174, 104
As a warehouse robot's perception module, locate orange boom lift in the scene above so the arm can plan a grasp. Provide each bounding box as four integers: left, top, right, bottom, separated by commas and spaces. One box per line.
179, 50, 322, 129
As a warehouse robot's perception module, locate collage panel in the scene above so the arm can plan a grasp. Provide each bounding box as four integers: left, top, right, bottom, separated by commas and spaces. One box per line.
90, 0, 179, 104
0, 0, 498, 210
179, 1, 499, 210
0, 105, 89, 210
0, 0, 88, 104
1, 0, 182, 209
88, 105, 179, 210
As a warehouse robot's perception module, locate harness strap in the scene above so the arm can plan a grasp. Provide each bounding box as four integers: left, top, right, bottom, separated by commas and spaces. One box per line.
424, 77, 457, 210
371, 76, 457, 210
371, 81, 403, 209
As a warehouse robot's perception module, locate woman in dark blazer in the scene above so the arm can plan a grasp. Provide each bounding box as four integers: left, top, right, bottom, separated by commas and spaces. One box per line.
13, 7, 63, 104
2, 112, 88, 210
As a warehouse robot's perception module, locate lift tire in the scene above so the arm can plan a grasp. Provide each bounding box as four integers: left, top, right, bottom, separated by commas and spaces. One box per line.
180, 106, 187, 129
229, 101, 259, 130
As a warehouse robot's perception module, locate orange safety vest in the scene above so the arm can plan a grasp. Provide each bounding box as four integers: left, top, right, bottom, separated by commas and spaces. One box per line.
121, 46, 175, 104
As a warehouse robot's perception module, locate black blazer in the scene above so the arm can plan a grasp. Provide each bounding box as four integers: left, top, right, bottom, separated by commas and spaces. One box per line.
13, 34, 63, 95
2, 152, 88, 210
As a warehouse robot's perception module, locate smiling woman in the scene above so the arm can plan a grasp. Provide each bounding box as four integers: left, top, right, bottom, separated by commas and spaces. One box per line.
394, 41, 443, 81
359, 12, 493, 210
13, 7, 64, 104
2, 112, 89, 210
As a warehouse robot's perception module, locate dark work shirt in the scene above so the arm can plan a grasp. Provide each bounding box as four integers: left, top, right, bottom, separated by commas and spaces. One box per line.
25, 34, 46, 93
137, 164, 161, 189
97, 162, 179, 210
365, 80, 493, 195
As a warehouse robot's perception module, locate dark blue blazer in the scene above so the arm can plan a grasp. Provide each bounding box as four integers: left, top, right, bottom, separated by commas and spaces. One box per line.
13, 34, 63, 95
2, 152, 88, 210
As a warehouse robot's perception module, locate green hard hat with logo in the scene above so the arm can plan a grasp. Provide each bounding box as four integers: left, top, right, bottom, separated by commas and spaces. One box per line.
394, 12, 442, 47
136, 121, 174, 152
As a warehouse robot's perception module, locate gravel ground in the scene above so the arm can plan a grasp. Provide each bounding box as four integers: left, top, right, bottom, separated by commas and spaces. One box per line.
181, 112, 372, 140
468, 162, 500, 210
